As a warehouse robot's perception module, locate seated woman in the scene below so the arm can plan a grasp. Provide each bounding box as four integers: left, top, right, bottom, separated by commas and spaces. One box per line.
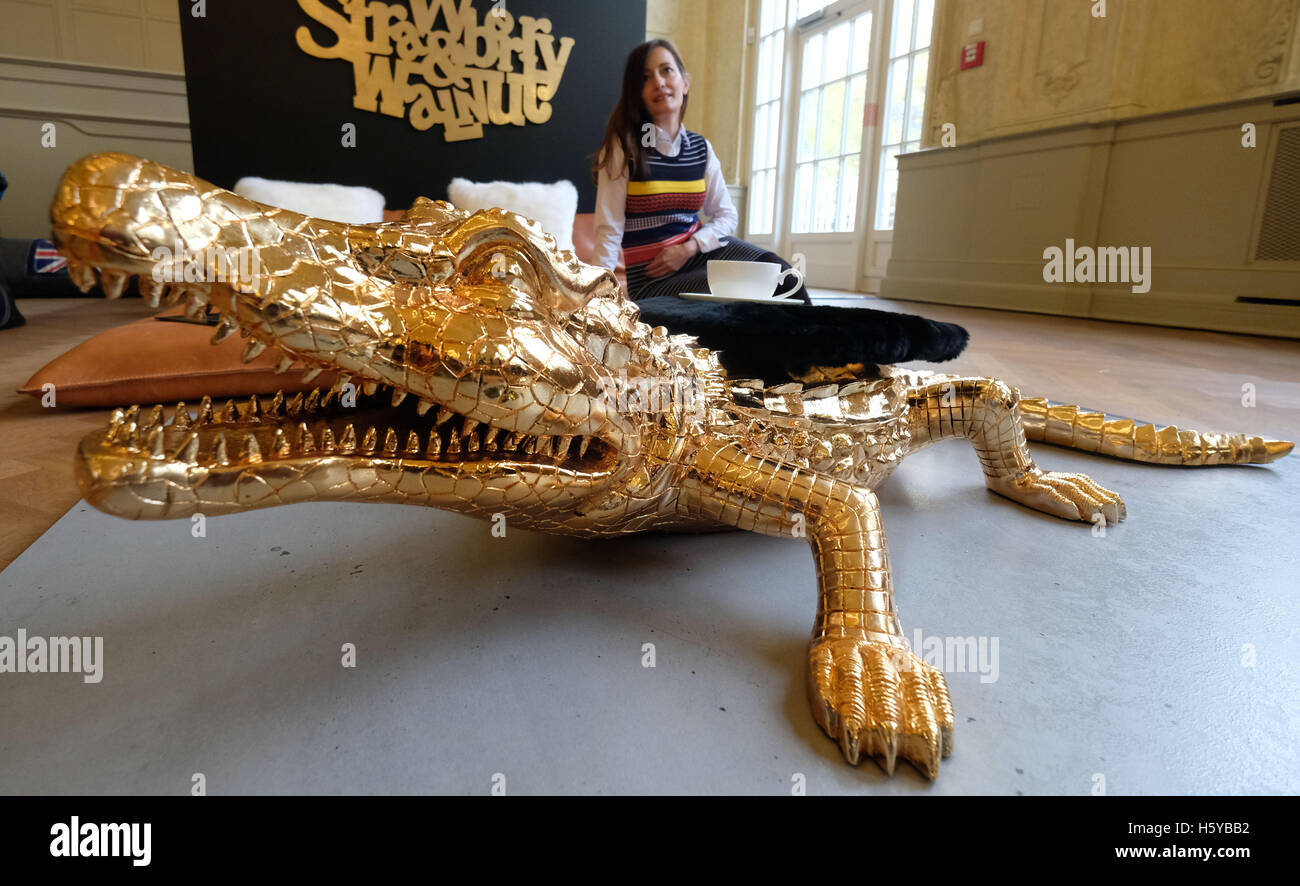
592, 39, 811, 305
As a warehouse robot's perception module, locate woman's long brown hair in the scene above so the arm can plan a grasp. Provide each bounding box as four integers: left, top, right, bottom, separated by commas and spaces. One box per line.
591, 39, 690, 184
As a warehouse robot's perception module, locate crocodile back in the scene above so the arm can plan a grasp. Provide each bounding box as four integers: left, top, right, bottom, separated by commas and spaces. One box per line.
715, 368, 911, 489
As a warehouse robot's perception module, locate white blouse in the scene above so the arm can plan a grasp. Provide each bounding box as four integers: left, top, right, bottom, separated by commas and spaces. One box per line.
592, 124, 739, 271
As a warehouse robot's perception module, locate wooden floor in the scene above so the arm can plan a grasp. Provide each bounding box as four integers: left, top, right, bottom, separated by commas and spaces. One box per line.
1, 297, 155, 568
2, 292, 1297, 569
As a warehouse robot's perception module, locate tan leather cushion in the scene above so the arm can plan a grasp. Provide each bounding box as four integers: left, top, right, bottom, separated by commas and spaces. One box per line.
19, 312, 338, 407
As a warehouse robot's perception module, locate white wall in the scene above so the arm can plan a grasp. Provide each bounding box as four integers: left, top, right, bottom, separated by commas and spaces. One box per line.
882, 94, 1300, 338
0, 55, 191, 239
0, 0, 184, 72
0, 0, 189, 238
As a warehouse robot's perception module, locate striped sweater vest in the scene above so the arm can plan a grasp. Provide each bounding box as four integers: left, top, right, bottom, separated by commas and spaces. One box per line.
621, 130, 709, 270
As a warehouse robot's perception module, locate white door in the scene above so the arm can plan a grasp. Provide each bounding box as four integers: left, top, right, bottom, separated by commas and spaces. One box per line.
861, 0, 934, 291
782, 0, 879, 290
744, 0, 935, 294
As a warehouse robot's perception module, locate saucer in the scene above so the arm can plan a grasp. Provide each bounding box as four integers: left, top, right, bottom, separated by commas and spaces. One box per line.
679, 292, 806, 305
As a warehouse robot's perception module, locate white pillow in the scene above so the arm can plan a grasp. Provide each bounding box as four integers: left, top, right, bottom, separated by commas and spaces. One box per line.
233, 176, 386, 225
447, 178, 577, 252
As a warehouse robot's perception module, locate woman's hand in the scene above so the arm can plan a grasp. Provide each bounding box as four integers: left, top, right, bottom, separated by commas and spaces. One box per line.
644, 238, 700, 278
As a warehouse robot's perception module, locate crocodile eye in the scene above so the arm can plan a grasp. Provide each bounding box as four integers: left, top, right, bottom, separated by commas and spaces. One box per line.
475, 247, 539, 292
354, 246, 454, 284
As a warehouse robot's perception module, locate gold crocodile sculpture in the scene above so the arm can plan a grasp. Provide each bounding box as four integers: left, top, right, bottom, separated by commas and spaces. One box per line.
50, 152, 1293, 780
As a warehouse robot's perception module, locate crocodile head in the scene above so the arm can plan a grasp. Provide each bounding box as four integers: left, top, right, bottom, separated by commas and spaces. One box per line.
51, 152, 698, 528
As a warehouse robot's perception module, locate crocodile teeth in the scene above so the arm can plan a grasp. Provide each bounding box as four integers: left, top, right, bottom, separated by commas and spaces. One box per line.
466, 433, 480, 453
210, 317, 238, 344
244, 434, 262, 463
298, 423, 315, 454
506, 432, 523, 450
273, 427, 291, 457
426, 430, 442, 457
147, 426, 165, 458
383, 428, 399, 455
220, 399, 238, 423
179, 432, 200, 463
446, 433, 461, 454
320, 427, 336, 453
416, 398, 435, 416
123, 422, 140, 449
340, 424, 357, 452
139, 277, 165, 308
101, 270, 128, 299
537, 436, 554, 458
557, 436, 573, 457
69, 262, 96, 293
106, 408, 125, 435
143, 404, 164, 428
286, 392, 304, 416
302, 367, 323, 383
241, 340, 266, 363
578, 437, 592, 458
123, 405, 140, 424
214, 433, 229, 465
436, 407, 455, 426
305, 389, 321, 412
461, 418, 478, 438
274, 356, 294, 375
196, 396, 214, 424
247, 395, 264, 420
406, 430, 421, 454
391, 389, 408, 408
361, 426, 377, 452
171, 403, 190, 431
183, 290, 207, 319
267, 391, 284, 417
482, 427, 500, 449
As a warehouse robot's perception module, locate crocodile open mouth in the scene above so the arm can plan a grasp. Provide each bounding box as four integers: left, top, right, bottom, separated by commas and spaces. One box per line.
59, 256, 616, 477
96, 383, 615, 474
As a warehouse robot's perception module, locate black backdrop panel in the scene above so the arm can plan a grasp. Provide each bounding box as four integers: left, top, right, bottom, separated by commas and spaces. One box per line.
178, 0, 645, 211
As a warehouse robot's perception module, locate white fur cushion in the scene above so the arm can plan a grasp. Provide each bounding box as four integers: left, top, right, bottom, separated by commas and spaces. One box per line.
447, 178, 577, 252
233, 176, 386, 225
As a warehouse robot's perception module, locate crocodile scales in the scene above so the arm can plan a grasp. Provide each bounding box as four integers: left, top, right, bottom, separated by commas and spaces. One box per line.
50, 152, 1293, 780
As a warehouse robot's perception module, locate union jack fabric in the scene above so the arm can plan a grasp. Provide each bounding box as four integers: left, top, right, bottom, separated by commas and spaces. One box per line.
28, 239, 68, 275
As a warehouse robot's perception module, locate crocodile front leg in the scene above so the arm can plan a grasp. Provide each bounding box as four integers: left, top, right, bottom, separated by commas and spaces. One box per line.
907, 377, 1126, 524
678, 439, 954, 778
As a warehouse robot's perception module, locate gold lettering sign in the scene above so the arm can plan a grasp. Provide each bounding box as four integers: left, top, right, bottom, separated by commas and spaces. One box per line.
296, 0, 575, 142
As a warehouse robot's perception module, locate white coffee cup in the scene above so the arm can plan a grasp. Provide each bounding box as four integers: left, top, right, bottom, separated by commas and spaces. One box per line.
706, 260, 804, 300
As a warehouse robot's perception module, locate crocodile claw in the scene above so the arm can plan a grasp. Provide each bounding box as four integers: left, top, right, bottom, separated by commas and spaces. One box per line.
987, 468, 1127, 525
808, 636, 954, 779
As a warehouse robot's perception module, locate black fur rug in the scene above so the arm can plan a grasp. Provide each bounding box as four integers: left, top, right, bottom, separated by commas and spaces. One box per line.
633, 295, 969, 381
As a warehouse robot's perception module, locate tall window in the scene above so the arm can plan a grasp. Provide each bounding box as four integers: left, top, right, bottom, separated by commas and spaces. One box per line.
747, 1, 788, 236
791, 11, 872, 233
875, 0, 932, 230
748, 0, 933, 240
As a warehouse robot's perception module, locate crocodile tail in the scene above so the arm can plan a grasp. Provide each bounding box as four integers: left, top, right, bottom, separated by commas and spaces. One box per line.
1018, 398, 1293, 465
